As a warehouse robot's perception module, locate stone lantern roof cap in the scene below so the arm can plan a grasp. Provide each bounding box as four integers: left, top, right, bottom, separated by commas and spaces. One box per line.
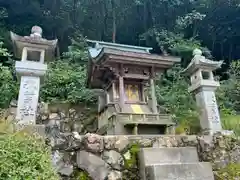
183, 48, 223, 75
10, 25, 58, 61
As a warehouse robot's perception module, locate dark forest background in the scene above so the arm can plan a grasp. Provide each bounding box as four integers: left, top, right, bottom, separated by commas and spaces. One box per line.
0, 0, 240, 64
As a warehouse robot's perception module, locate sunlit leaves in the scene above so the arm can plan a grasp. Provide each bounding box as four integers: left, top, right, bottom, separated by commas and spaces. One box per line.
155, 64, 199, 133
0, 124, 59, 180
176, 10, 206, 30
40, 60, 96, 104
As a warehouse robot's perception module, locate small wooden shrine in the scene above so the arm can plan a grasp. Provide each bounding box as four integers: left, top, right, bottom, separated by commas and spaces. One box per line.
87, 40, 180, 135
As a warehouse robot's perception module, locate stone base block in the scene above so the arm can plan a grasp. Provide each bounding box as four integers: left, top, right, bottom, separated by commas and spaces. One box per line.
139, 147, 199, 165
146, 162, 214, 180
77, 150, 110, 180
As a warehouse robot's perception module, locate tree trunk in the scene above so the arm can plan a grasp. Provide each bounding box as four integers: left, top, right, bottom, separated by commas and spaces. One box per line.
112, 0, 116, 43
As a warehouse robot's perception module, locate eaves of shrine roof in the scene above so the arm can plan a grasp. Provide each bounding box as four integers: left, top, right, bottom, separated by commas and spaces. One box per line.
87, 39, 152, 57
87, 39, 180, 65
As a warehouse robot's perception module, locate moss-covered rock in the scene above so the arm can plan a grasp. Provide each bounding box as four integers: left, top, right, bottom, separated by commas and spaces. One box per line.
72, 169, 92, 180
122, 143, 141, 180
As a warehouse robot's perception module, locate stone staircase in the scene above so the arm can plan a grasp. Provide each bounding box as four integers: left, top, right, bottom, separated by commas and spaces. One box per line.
139, 147, 214, 180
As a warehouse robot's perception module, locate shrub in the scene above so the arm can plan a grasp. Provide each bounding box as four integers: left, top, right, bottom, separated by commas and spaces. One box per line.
215, 163, 240, 180
0, 64, 18, 108
40, 60, 96, 104
0, 121, 59, 180
221, 113, 240, 136
155, 64, 200, 134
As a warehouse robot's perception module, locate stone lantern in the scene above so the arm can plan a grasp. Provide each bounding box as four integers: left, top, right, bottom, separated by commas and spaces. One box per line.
183, 49, 224, 134
11, 26, 58, 125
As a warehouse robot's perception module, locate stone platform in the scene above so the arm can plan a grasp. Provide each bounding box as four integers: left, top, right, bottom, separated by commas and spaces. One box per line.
139, 147, 214, 180
146, 162, 214, 180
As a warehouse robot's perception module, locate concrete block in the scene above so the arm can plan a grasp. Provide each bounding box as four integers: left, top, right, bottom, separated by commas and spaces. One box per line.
139, 147, 199, 165
139, 147, 199, 180
145, 162, 214, 180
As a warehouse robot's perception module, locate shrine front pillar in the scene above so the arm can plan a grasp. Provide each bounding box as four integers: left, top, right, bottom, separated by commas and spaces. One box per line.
150, 67, 158, 114
119, 64, 125, 111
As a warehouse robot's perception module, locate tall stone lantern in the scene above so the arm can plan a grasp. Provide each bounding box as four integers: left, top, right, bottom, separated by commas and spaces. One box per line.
11, 26, 58, 125
183, 49, 223, 135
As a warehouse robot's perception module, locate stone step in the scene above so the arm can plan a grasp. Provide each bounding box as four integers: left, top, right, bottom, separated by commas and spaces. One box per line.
139, 147, 199, 166
145, 162, 214, 180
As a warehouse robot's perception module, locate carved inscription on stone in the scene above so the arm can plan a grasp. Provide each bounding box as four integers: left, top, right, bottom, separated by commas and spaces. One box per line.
16, 76, 40, 124
205, 91, 221, 125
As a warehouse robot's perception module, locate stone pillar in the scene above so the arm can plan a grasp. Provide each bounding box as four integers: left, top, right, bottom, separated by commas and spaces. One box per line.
15, 61, 47, 125
112, 81, 117, 101
119, 65, 125, 111
119, 76, 125, 111
184, 49, 224, 135
150, 78, 158, 114
150, 67, 158, 114
195, 88, 222, 134
16, 76, 40, 124
133, 124, 138, 135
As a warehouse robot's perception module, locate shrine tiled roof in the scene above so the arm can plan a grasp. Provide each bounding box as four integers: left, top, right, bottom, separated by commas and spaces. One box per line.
87, 39, 152, 59
87, 39, 180, 64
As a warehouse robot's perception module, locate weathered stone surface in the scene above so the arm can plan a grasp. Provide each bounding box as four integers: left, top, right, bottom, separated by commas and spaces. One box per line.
139, 147, 201, 180
102, 150, 124, 170
146, 162, 214, 180
58, 164, 74, 176
77, 150, 110, 180
14, 124, 46, 137
184, 49, 223, 134
107, 171, 122, 180
139, 147, 199, 166
152, 136, 178, 147
138, 138, 153, 147
51, 151, 74, 176
84, 133, 104, 153
49, 113, 61, 120
114, 136, 129, 152
104, 136, 117, 150
197, 134, 240, 169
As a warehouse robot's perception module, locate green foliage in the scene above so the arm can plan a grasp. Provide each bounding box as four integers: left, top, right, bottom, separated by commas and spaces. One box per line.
215, 163, 240, 180
176, 10, 206, 31
216, 61, 240, 136
123, 143, 141, 180
40, 60, 95, 104
221, 113, 240, 136
0, 41, 11, 58
62, 33, 89, 64
0, 64, 17, 108
124, 143, 140, 169
217, 61, 240, 110
72, 169, 92, 180
175, 124, 187, 135
141, 29, 210, 66
155, 64, 200, 134
218, 61, 240, 111
0, 121, 59, 180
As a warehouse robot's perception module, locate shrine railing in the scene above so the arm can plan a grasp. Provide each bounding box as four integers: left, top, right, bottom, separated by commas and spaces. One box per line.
117, 113, 174, 125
